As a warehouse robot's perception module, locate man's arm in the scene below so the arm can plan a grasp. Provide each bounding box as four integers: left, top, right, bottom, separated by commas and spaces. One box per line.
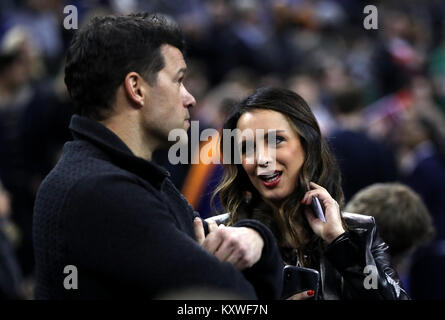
195, 216, 284, 299
64, 173, 280, 299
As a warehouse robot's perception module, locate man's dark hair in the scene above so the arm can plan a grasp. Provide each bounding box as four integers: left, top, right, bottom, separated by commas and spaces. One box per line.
64, 13, 185, 120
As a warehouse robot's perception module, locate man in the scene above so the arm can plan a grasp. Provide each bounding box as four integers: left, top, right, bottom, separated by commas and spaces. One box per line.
32, 13, 283, 299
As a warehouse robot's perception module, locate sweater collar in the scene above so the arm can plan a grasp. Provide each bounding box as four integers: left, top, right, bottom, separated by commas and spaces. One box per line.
69, 115, 170, 186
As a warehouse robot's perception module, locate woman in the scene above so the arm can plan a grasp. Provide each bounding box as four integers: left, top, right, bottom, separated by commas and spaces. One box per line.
214, 87, 409, 300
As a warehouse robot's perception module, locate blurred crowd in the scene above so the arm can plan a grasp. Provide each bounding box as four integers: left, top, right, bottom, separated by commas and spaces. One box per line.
1, 0, 445, 299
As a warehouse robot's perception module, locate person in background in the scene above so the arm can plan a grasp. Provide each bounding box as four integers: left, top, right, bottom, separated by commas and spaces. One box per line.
327, 85, 399, 202
0, 180, 23, 299
389, 90, 445, 299
345, 182, 435, 293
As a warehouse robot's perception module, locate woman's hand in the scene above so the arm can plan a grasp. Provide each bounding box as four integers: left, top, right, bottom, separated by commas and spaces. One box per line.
286, 290, 315, 300
301, 182, 345, 244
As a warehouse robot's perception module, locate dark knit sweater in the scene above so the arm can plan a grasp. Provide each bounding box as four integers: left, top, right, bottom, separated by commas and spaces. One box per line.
32, 115, 283, 299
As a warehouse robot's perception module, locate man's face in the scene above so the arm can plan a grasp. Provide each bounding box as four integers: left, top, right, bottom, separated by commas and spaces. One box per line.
142, 44, 196, 147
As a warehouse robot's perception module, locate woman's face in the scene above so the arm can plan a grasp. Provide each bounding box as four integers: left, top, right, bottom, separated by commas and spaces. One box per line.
236, 109, 305, 206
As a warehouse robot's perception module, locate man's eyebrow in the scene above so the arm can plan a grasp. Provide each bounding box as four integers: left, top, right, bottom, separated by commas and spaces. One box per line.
177, 67, 187, 75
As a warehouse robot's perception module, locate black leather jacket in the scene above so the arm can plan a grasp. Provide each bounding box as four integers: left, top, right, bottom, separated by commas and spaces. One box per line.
318, 212, 409, 300
208, 212, 409, 300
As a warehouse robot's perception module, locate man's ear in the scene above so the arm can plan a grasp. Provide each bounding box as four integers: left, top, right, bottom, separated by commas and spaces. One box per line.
123, 72, 147, 108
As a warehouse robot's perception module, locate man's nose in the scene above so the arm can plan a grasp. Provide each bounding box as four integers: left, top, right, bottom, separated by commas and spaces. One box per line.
183, 86, 196, 109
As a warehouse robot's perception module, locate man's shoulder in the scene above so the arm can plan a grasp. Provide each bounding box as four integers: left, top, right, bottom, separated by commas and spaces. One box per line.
35, 141, 145, 214
46, 140, 137, 184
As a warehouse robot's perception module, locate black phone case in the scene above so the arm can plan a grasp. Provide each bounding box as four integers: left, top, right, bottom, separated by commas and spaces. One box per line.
281, 265, 320, 300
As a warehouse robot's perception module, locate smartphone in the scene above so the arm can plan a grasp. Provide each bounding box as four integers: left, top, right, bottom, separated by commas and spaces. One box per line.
281, 265, 320, 300
311, 197, 326, 223
205, 212, 230, 226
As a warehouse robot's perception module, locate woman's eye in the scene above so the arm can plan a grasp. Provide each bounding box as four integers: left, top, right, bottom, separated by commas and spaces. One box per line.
270, 136, 285, 147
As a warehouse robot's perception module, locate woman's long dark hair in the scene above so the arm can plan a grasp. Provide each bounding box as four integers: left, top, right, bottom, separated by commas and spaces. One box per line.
212, 87, 345, 266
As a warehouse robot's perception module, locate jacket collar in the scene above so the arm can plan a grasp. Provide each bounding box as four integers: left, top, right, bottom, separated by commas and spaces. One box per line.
69, 115, 170, 187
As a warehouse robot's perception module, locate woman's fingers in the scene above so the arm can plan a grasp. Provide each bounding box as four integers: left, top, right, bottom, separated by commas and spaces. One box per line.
301, 184, 330, 205
301, 183, 338, 213
309, 181, 325, 190
286, 290, 315, 300
301, 182, 345, 243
